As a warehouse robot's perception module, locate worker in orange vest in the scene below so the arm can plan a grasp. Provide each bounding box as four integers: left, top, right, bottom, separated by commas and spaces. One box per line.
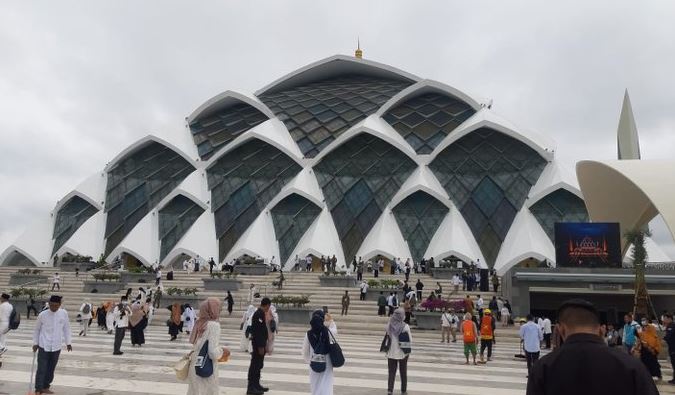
479, 308, 496, 363
461, 312, 479, 365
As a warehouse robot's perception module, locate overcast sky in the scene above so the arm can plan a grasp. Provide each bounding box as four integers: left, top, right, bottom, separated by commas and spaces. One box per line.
1, 1, 674, 257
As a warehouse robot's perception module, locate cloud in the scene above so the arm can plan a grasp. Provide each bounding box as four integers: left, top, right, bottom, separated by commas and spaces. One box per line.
1, 0, 674, 257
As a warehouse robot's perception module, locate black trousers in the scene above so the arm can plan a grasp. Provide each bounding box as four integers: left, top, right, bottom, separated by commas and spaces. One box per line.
357, 272, 362, 281
387, 356, 408, 393
227, 303, 233, 315
378, 305, 386, 316
544, 333, 552, 349
525, 351, 540, 374
670, 352, 675, 380
248, 351, 265, 389
113, 327, 126, 353
416, 290, 422, 301
360, 292, 366, 301
35, 348, 60, 392
374, 270, 379, 278
27, 305, 39, 319
480, 339, 493, 359
388, 306, 395, 316
51, 283, 60, 290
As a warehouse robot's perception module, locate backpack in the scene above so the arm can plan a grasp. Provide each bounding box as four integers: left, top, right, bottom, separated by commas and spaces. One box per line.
82, 304, 91, 315
480, 316, 494, 339
9, 305, 20, 330
398, 331, 412, 355
462, 320, 476, 343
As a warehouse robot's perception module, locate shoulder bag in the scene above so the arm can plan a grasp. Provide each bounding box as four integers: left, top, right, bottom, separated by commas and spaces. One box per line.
195, 340, 214, 377
328, 331, 345, 368
174, 351, 193, 380
309, 332, 327, 373
380, 333, 391, 352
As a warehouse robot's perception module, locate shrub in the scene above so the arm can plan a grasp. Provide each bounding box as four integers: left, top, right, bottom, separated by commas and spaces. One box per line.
92, 273, 120, 282
61, 254, 93, 263
16, 268, 42, 275
270, 294, 310, 308
9, 287, 48, 298
166, 287, 198, 296
209, 272, 238, 279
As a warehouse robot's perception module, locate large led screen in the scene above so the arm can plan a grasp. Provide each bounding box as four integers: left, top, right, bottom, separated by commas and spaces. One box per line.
554, 222, 622, 268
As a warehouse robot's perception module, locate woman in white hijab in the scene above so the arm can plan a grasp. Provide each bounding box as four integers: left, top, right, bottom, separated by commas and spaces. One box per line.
240, 304, 256, 352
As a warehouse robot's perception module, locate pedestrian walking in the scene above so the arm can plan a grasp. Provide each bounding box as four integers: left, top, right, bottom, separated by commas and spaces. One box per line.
377, 292, 387, 316
461, 312, 479, 365
51, 273, 61, 291
359, 280, 368, 301
32, 295, 72, 395
526, 299, 658, 395
183, 304, 196, 335
542, 316, 552, 349
27, 295, 39, 319
78, 299, 93, 337
415, 279, 424, 301
479, 309, 496, 363
185, 297, 229, 395
441, 308, 458, 343
129, 301, 148, 347
385, 308, 411, 395
663, 313, 674, 384
302, 309, 336, 395
637, 318, 662, 380
247, 298, 271, 395
0, 293, 12, 355
520, 314, 543, 375
226, 291, 234, 315
112, 296, 131, 355
341, 291, 350, 316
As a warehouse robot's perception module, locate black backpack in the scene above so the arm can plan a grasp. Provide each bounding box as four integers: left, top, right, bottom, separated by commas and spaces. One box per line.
9, 305, 20, 330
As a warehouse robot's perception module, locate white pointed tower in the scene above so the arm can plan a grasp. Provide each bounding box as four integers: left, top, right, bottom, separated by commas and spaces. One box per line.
617, 90, 641, 160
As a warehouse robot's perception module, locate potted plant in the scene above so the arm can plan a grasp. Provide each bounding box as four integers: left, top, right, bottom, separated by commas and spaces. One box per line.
163, 287, 201, 307
59, 253, 96, 272
9, 268, 49, 286
8, 287, 49, 315
271, 294, 314, 325
202, 272, 242, 291
319, 271, 357, 287
119, 265, 157, 284
82, 272, 124, 293
363, 279, 404, 301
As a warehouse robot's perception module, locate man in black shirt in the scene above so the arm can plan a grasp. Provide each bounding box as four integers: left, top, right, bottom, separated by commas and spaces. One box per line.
247, 297, 270, 395
526, 299, 658, 395
663, 313, 674, 384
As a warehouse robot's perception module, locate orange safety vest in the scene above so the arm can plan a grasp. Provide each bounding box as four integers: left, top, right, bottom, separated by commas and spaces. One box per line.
480, 316, 494, 340
462, 320, 476, 343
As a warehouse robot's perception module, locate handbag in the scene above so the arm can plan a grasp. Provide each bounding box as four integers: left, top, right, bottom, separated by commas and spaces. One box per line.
328, 331, 345, 368
195, 340, 214, 378
380, 333, 391, 352
174, 351, 193, 380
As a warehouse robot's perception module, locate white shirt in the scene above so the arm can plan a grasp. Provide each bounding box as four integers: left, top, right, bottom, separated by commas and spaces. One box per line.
476, 298, 484, 309
52, 274, 60, 284
0, 301, 12, 330
360, 283, 369, 293
113, 303, 131, 328
452, 276, 461, 286
32, 308, 72, 352
543, 318, 552, 334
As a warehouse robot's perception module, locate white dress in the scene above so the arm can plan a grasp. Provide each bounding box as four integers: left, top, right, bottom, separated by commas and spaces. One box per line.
183, 307, 196, 333
240, 307, 255, 352
186, 321, 223, 395
302, 326, 337, 395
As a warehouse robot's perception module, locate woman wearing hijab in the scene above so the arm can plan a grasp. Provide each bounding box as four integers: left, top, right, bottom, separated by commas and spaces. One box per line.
96, 303, 107, 330
302, 310, 336, 395
186, 297, 229, 395
385, 307, 412, 395
637, 319, 662, 379
105, 301, 115, 334
226, 291, 234, 315
265, 304, 279, 355
240, 304, 256, 352
183, 304, 196, 335
167, 302, 184, 341
129, 301, 147, 346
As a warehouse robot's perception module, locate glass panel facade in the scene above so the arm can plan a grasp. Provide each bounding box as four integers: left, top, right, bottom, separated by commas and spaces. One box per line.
382, 93, 475, 154
270, 194, 321, 265
529, 188, 589, 241
104, 141, 195, 256
429, 128, 547, 266
259, 75, 413, 158
52, 196, 99, 255
189, 101, 268, 160
392, 191, 449, 263
158, 194, 206, 261
314, 133, 417, 263
207, 139, 302, 261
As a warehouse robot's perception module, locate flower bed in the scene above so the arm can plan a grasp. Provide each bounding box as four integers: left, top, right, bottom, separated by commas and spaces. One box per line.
318, 274, 357, 288
233, 264, 269, 275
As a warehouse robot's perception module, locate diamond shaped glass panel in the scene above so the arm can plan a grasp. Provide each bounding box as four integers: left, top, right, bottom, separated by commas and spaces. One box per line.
52, 196, 99, 255
530, 188, 589, 241
392, 191, 449, 263
270, 194, 321, 266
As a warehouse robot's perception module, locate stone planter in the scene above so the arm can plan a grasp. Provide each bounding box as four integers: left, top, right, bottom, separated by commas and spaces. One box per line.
9, 274, 49, 286
234, 264, 269, 276
202, 278, 242, 291
59, 261, 96, 272
275, 306, 315, 325
82, 281, 125, 294
319, 276, 358, 288
414, 311, 443, 330
162, 295, 202, 309
364, 288, 403, 302
119, 272, 157, 284
430, 268, 462, 279
10, 297, 48, 318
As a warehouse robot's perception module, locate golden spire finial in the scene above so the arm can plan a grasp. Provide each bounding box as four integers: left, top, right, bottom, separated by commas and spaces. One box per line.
355, 38, 363, 59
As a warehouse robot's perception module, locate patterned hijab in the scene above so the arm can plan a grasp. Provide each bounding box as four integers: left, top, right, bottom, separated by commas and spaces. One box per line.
190, 297, 222, 344
387, 307, 406, 338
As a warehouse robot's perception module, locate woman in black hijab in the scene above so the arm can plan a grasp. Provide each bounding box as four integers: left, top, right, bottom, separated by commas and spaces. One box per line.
301, 310, 336, 395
